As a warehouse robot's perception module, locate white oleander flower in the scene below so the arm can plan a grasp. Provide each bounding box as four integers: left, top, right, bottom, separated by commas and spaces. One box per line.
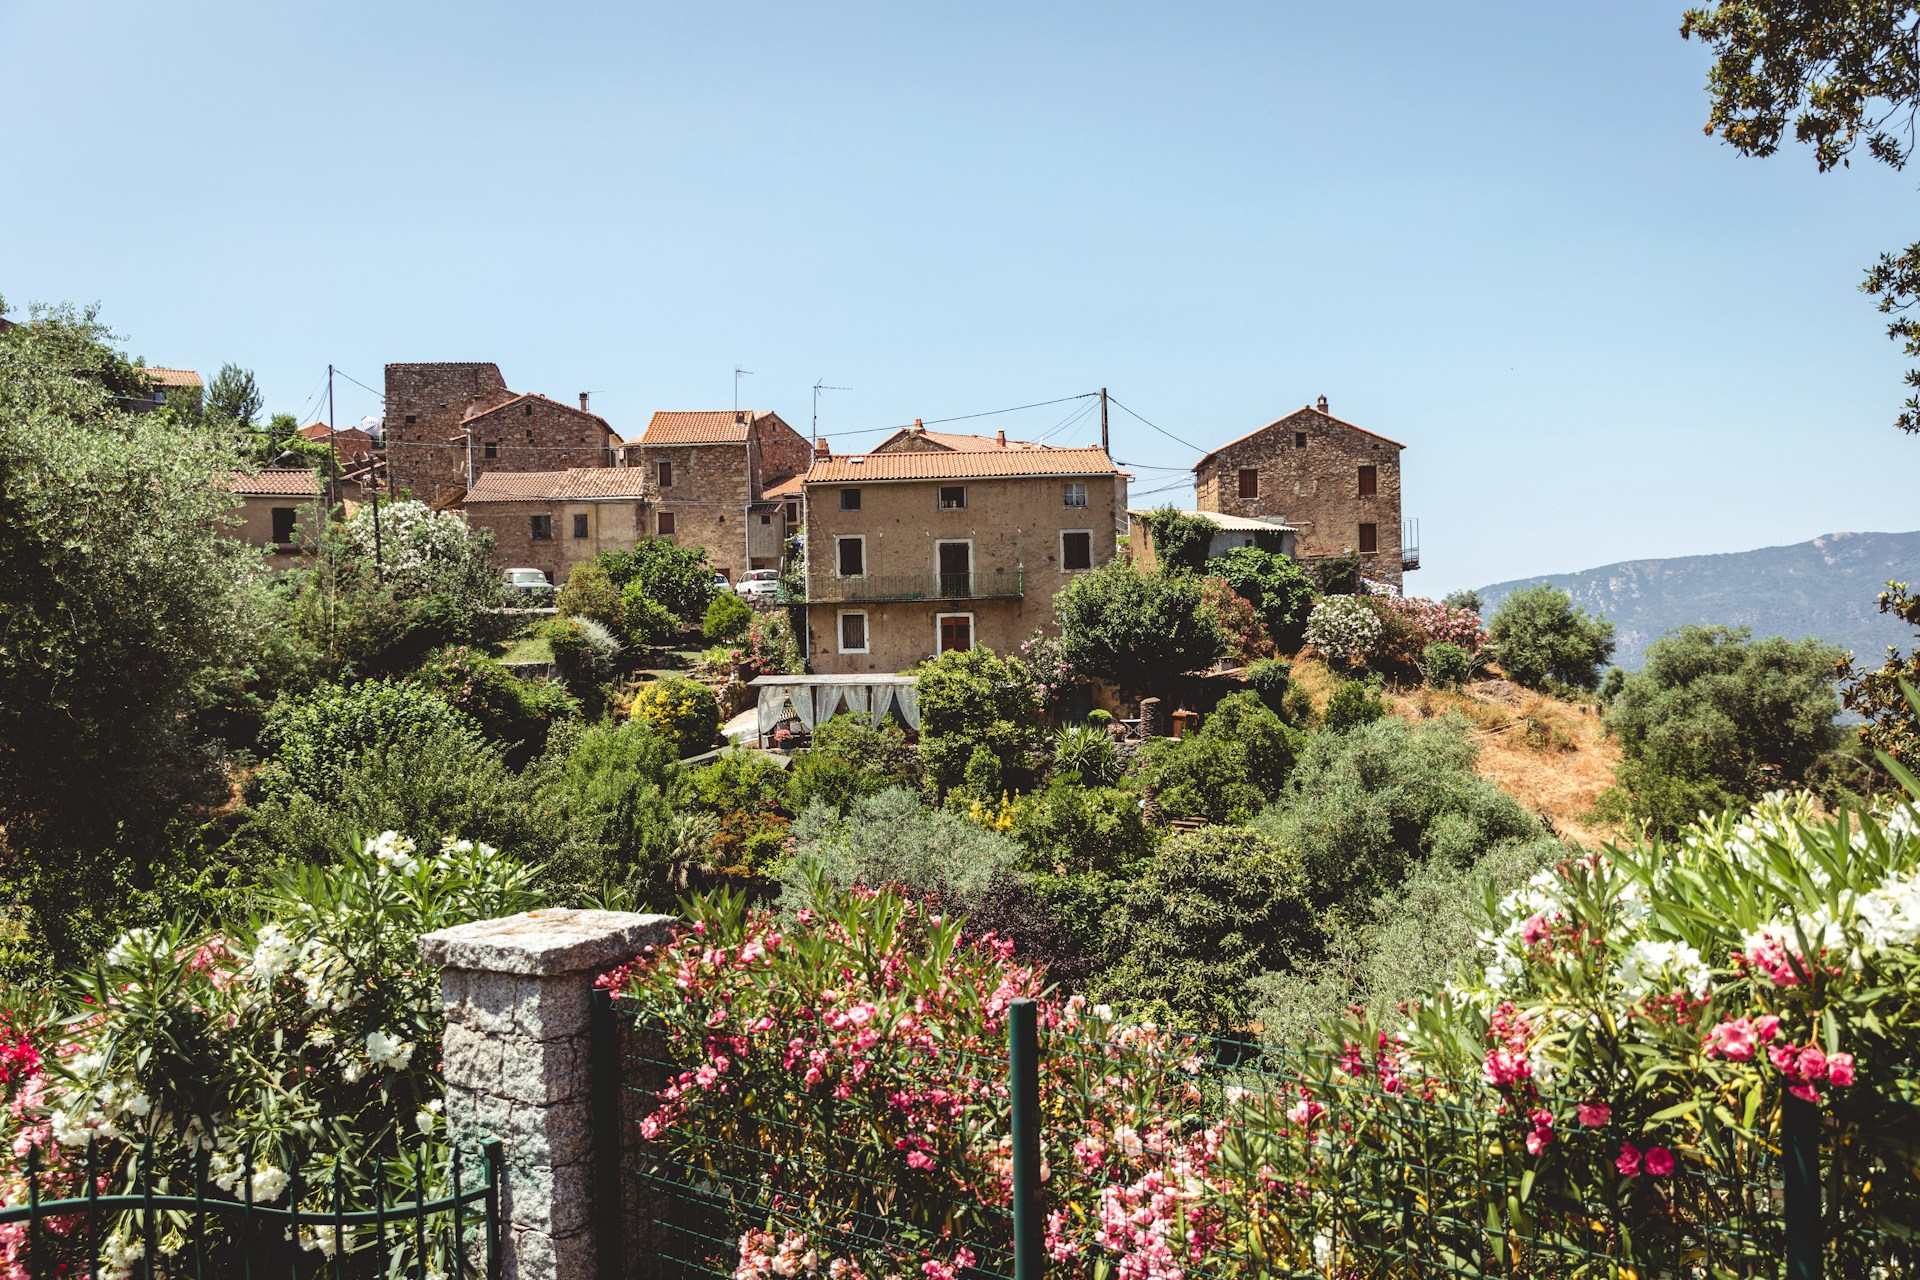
365, 1030, 415, 1071
1613, 938, 1710, 1000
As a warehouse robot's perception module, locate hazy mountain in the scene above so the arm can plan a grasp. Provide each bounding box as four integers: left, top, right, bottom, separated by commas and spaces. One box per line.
1477, 531, 1920, 670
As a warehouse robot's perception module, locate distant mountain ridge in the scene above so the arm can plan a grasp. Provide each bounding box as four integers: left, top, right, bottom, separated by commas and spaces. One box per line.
1476, 531, 1920, 670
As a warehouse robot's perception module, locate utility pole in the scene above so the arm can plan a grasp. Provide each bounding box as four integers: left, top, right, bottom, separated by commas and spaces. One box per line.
812, 380, 851, 441
327, 365, 338, 513
1100, 387, 1109, 454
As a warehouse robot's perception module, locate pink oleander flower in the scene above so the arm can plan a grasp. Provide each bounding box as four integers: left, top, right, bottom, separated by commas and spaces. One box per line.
1577, 1101, 1611, 1128
1753, 1015, 1781, 1041
1519, 913, 1552, 946
1616, 1142, 1642, 1177
1827, 1052, 1856, 1087
1789, 1082, 1820, 1103
1643, 1147, 1675, 1177
1704, 1017, 1759, 1062
1794, 1045, 1828, 1081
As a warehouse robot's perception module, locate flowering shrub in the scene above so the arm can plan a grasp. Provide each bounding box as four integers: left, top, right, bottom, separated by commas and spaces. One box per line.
1198, 577, 1276, 666
1020, 630, 1078, 708
345, 499, 486, 597
629, 675, 722, 756
0, 833, 540, 1277
1303, 595, 1383, 670
742, 610, 804, 677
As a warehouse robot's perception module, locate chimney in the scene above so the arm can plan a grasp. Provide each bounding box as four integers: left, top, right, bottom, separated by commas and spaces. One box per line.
814, 436, 831, 459
579, 392, 590, 412
735, 411, 746, 425
912, 418, 924, 434
996, 429, 1006, 447
1316, 394, 1329, 413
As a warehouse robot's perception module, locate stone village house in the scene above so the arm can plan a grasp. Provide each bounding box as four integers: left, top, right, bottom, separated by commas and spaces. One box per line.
222, 469, 322, 570
802, 426, 1125, 674
461, 468, 657, 586
619, 410, 813, 584
1190, 396, 1416, 590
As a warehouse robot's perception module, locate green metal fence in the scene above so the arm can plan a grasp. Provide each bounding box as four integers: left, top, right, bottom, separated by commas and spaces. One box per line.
601, 991, 1920, 1279
0, 1138, 503, 1278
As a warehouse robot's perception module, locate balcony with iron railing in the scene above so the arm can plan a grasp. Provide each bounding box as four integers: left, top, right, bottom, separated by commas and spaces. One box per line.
796, 568, 1025, 605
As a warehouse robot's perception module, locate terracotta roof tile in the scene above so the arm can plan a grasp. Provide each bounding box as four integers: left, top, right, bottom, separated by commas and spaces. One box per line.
225, 469, 321, 497
463, 467, 653, 502
761, 471, 805, 499
144, 367, 202, 388
461, 393, 619, 438
1193, 405, 1404, 471
806, 447, 1120, 484
634, 410, 765, 446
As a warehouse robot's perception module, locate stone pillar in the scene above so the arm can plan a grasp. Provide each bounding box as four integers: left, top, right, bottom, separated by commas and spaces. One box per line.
420, 908, 674, 1280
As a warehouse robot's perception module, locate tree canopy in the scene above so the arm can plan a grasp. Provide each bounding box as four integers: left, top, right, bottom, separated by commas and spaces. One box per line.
1486, 583, 1616, 690
1052, 561, 1226, 695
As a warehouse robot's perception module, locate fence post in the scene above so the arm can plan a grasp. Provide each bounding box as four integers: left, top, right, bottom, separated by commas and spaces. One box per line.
1007, 998, 1044, 1280
1783, 1092, 1823, 1280
589, 988, 624, 1280
420, 908, 674, 1280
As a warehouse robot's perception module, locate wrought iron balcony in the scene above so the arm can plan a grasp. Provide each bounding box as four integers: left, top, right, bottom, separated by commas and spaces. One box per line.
801, 569, 1025, 604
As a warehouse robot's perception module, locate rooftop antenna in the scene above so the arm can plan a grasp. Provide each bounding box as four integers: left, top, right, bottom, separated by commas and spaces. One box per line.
812, 379, 852, 441
734, 366, 753, 416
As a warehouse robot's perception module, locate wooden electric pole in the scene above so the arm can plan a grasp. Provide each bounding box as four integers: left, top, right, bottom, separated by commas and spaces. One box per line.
1100, 387, 1109, 453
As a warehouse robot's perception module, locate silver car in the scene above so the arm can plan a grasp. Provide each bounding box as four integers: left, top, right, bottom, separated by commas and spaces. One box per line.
503, 567, 554, 599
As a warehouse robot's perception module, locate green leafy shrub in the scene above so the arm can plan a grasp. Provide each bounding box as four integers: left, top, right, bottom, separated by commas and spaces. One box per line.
1322, 677, 1387, 732
1050, 723, 1119, 786
703, 591, 753, 643
1052, 562, 1226, 695
786, 713, 919, 813
255, 679, 480, 801
1199, 576, 1276, 665
1208, 547, 1318, 649
620, 582, 675, 648
744, 610, 804, 676
1242, 657, 1291, 712
1304, 594, 1384, 670
630, 675, 722, 756
555, 561, 624, 629
778, 787, 1023, 910
597, 541, 717, 621
688, 749, 791, 874
1140, 505, 1217, 573
544, 719, 690, 905
1442, 588, 1484, 613
1010, 779, 1154, 876
915, 646, 1044, 796
1140, 691, 1301, 824
1420, 640, 1474, 687
411, 645, 577, 753
1840, 581, 1920, 769
1486, 583, 1616, 690
1314, 549, 1364, 595
1096, 826, 1318, 1034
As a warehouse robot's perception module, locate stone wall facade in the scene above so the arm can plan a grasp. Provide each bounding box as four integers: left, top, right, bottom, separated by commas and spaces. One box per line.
624, 441, 755, 580
385, 363, 514, 508
1193, 404, 1406, 589
466, 498, 652, 585
463, 396, 620, 482
804, 472, 1121, 673
752, 412, 814, 486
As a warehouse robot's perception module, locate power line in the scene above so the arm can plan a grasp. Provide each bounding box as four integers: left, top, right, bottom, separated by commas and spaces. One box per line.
331, 368, 385, 402
827, 391, 1099, 439
1106, 394, 1205, 454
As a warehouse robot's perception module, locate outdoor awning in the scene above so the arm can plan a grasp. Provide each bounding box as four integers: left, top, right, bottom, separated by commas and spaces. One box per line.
749, 674, 920, 736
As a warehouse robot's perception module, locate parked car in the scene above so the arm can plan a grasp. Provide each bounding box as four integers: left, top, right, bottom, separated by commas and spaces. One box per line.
503, 567, 554, 599
735, 569, 782, 599
712, 571, 731, 593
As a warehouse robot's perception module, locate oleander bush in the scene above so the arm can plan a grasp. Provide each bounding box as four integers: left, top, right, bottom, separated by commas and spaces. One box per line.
1305, 594, 1384, 670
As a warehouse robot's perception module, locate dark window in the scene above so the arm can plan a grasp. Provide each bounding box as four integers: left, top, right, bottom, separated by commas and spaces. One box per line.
938, 486, 967, 510
1358, 465, 1377, 497
1294, 431, 1307, 449
760, 514, 771, 526
523, 404, 532, 416
1062, 530, 1093, 571
840, 488, 861, 511
785, 502, 798, 523
838, 537, 865, 576
939, 615, 973, 654
1238, 468, 1259, 500
840, 613, 868, 652
657, 460, 673, 488
484, 441, 499, 459
271, 507, 297, 544
404, 414, 417, 425
153, 388, 167, 406
531, 515, 553, 541
658, 511, 676, 538
572, 513, 589, 539
1359, 522, 1378, 553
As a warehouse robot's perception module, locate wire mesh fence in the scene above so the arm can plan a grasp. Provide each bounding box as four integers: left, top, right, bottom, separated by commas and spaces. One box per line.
605, 989, 1920, 1280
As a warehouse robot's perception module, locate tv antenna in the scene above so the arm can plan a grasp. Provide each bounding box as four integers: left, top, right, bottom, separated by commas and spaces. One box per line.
734, 366, 753, 415
812, 380, 852, 439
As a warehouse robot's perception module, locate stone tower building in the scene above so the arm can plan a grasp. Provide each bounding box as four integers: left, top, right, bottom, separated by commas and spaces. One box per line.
1192, 397, 1413, 590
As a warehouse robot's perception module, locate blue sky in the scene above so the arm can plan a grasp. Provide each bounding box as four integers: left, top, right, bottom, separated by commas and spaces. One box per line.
4, 1, 1913, 591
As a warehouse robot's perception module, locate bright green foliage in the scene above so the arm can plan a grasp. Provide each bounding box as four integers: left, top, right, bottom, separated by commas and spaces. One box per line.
1049, 724, 1119, 786
1420, 641, 1474, 687
1254, 714, 1544, 914
597, 541, 717, 621
1841, 581, 1920, 768
256, 679, 481, 802
1096, 826, 1318, 1035
703, 591, 753, 643
1140, 506, 1217, 573
1323, 678, 1387, 732
915, 646, 1044, 795
1600, 624, 1845, 836
1207, 547, 1318, 649
545, 719, 690, 904
1010, 779, 1154, 876
779, 787, 1023, 910
1442, 588, 1484, 614
630, 675, 722, 756
688, 749, 791, 874
1140, 691, 1301, 824
411, 645, 578, 754
0, 303, 263, 855
786, 712, 919, 813
1486, 582, 1615, 690
202, 363, 262, 427
1052, 562, 1226, 695
556, 561, 624, 629
1314, 549, 1364, 596
621, 583, 675, 648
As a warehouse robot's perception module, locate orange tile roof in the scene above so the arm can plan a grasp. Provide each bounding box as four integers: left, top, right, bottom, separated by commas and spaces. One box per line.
634, 410, 767, 446
462, 393, 619, 438
144, 367, 202, 388
225, 469, 321, 497
873, 427, 1055, 453
761, 471, 806, 499
806, 447, 1120, 484
463, 467, 653, 502
1193, 405, 1404, 471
